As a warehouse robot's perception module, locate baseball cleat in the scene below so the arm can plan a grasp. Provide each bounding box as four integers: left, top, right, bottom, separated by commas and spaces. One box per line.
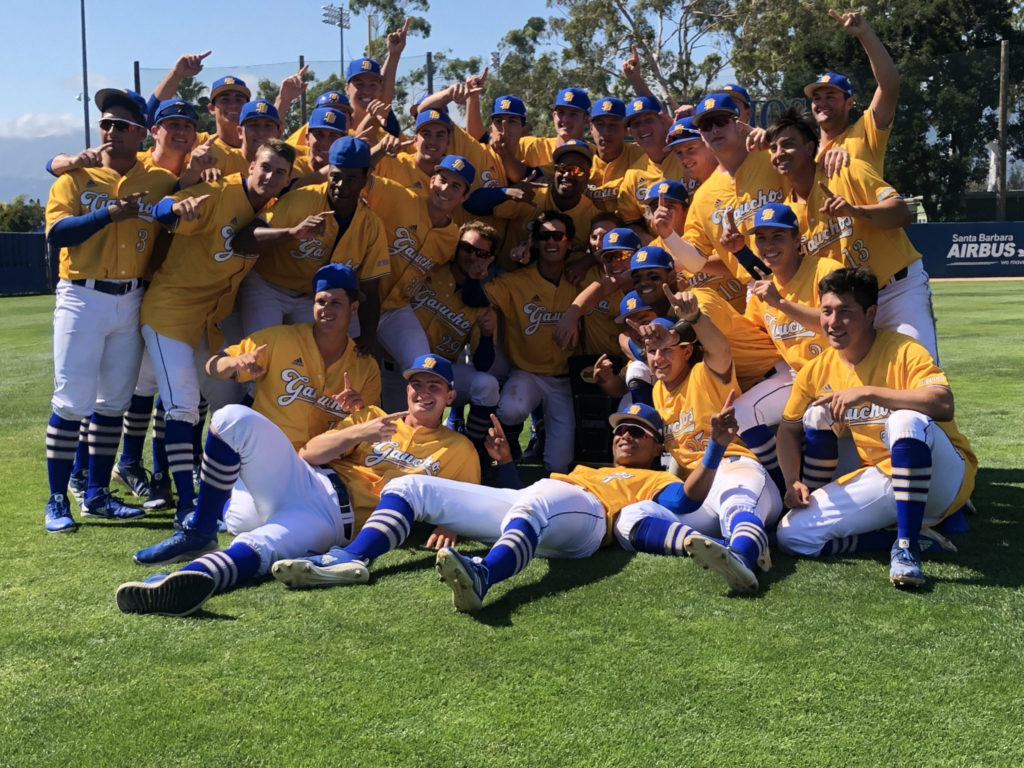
81, 489, 146, 520
68, 469, 88, 508
684, 532, 759, 593
435, 546, 488, 612
116, 571, 216, 617
144, 471, 173, 510
918, 526, 958, 554
133, 528, 218, 566
44, 493, 77, 533
889, 540, 926, 588
271, 547, 369, 588
113, 460, 152, 498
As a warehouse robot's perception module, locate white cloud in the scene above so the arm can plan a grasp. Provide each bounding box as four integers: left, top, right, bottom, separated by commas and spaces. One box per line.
0, 112, 79, 139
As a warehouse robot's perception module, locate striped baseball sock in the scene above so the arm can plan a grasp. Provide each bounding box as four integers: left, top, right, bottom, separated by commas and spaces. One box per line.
726, 510, 769, 570
164, 418, 196, 507
891, 437, 931, 548
192, 397, 208, 465
465, 404, 496, 472
46, 413, 81, 494
802, 427, 838, 490
628, 517, 701, 557
151, 399, 168, 475
741, 425, 785, 493
119, 395, 153, 464
85, 413, 122, 498
482, 517, 539, 585
180, 542, 260, 593
190, 432, 241, 536
72, 418, 90, 476
345, 493, 415, 562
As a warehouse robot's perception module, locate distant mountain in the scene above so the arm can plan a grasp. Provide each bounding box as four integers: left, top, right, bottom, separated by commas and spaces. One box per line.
0, 132, 83, 203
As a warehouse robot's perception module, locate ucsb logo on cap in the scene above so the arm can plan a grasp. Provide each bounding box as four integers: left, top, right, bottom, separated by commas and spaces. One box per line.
501, 99, 511, 110
704, 98, 715, 110
658, 182, 669, 195
428, 110, 440, 119
608, 232, 619, 244
564, 91, 574, 102
423, 356, 437, 368
361, 60, 372, 71
632, 99, 644, 111
762, 208, 775, 220
324, 111, 337, 124
452, 158, 465, 171
256, 102, 268, 114
821, 74, 832, 82
602, 100, 613, 112
626, 297, 638, 311
627, 404, 642, 415
636, 249, 649, 262
225, 77, 236, 85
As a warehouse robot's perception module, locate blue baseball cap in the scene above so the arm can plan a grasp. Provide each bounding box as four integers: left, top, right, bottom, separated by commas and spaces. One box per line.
404, 354, 455, 388
615, 290, 654, 323
609, 402, 664, 441
625, 96, 663, 125
328, 136, 371, 168
308, 107, 347, 133
312, 263, 358, 294
552, 139, 594, 165
315, 91, 351, 109
435, 155, 475, 188
551, 87, 590, 113
693, 93, 740, 129
346, 58, 382, 81
600, 228, 641, 254
804, 72, 853, 99
652, 315, 697, 344
720, 83, 751, 108
491, 95, 527, 119
590, 96, 626, 119
239, 100, 280, 125
665, 117, 701, 147
153, 99, 198, 125
210, 76, 251, 101
415, 108, 453, 131
644, 179, 689, 206
630, 246, 674, 273
751, 202, 799, 230
95, 88, 148, 127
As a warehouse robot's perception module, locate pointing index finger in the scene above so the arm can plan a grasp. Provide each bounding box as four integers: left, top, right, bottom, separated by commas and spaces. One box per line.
723, 388, 737, 409
828, 9, 843, 23
383, 410, 409, 423
818, 180, 834, 198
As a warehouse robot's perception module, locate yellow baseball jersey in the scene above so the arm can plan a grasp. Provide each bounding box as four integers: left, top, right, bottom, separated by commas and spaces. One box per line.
410, 262, 489, 362
683, 150, 784, 280
784, 161, 921, 285
493, 187, 598, 256
254, 183, 390, 293
589, 143, 651, 214
193, 132, 250, 177
225, 323, 382, 449
45, 161, 177, 281
450, 124, 507, 189
518, 135, 559, 168
579, 262, 623, 358
615, 155, 690, 231
783, 330, 976, 513
375, 152, 431, 195
550, 463, 681, 546
326, 406, 481, 529
743, 256, 844, 372
654, 360, 755, 472
485, 262, 579, 375
816, 107, 891, 175
649, 234, 747, 314
694, 288, 781, 392
286, 124, 309, 148
141, 173, 271, 350
289, 146, 315, 178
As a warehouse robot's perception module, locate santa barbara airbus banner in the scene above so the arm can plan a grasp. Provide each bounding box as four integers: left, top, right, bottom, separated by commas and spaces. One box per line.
908, 223, 1024, 278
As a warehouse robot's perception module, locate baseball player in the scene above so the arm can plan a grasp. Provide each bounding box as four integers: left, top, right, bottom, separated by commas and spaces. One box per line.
43, 88, 178, 532
588, 97, 651, 214
775, 267, 976, 588
116, 353, 478, 617
615, 97, 685, 235
286, 90, 353, 150
139, 139, 296, 524
765, 107, 938, 361
373, 107, 454, 194
517, 87, 593, 168
288, 106, 348, 177
231, 136, 389, 354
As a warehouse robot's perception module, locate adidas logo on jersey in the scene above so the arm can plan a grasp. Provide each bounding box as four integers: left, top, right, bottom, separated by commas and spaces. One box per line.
292, 357, 303, 365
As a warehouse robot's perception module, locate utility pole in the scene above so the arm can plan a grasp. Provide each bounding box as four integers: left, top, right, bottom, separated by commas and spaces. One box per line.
80, 0, 90, 147
997, 39, 1009, 221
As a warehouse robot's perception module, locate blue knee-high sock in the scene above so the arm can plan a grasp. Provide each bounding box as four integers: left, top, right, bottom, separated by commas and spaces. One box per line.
192, 398, 208, 463
119, 394, 153, 464
345, 493, 415, 562
72, 418, 90, 475
86, 413, 122, 498
482, 517, 539, 586
629, 517, 702, 556
891, 437, 932, 548
726, 510, 768, 570
741, 425, 785, 494
46, 413, 81, 495
180, 542, 259, 593
803, 427, 838, 489
164, 418, 196, 506
151, 400, 168, 474
191, 432, 241, 535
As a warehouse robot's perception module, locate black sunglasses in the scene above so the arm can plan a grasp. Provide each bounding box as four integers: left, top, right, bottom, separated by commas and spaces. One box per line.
535, 230, 568, 242
613, 423, 655, 440
696, 114, 735, 132
99, 118, 144, 132
458, 241, 493, 259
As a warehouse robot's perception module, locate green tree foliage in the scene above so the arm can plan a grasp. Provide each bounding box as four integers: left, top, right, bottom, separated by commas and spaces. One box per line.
174, 76, 215, 135
0, 195, 46, 233
350, 0, 430, 60
258, 67, 317, 136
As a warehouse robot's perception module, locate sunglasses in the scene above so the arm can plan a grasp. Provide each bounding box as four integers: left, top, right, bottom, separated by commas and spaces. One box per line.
554, 163, 587, 178
696, 114, 735, 132
613, 423, 656, 440
99, 118, 145, 133
458, 241, 493, 259
535, 230, 568, 242
602, 250, 632, 263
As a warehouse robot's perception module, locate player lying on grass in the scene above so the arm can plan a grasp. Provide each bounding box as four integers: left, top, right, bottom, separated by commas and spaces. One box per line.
115, 352, 479, 618
270, 397, 758, 611
774, 267, 976, 588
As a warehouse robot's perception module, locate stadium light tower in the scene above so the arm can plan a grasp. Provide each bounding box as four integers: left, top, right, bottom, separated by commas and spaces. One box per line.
321, 4, 351, 77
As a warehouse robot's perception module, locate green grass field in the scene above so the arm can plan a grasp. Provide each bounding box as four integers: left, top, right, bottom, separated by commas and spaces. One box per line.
1, 282, 1022, 767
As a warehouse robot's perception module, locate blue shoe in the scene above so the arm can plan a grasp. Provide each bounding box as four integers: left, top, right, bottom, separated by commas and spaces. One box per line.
271, 546, 369, 588
133, 527, 218, 566
82, 488, 145, 520
44, 493, 76, 533
889, 540, 926, 588
68, 469, 88, 508
112, 459, 151, 498
173, 498, 196, 530
435, 546, 488, 612
144, 471, 173, 510
683, 531, 759, 593
115, 570, 216, 616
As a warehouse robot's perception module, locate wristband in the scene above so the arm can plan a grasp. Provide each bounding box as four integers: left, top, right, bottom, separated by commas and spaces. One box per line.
702, 440, 727, 469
